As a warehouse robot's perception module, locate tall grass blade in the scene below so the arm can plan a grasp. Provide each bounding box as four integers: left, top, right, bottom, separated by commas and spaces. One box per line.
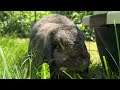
77, 73, 83, 79
103, 56, 110, 79
62, 70, 73, 79
114, 20, 120, 73
23, 67, 28, 79
21, 58, 29, 67
59, 42, 65, 50
3, 69, 6, 79
105, 48, 120, 72
28, 58, 32, 79
0, 47, 11, 79
14, 65, 21, 79
41, 63, 46, 79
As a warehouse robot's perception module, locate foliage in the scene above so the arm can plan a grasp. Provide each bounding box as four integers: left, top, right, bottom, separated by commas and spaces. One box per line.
0, 11, 93, 40
0, 11, 53, 38
41, 63, 50, 79
83, 26, 95, 41
53, 11, 93, 24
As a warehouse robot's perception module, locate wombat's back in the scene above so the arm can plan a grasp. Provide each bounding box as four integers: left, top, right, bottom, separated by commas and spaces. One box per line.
32, 14, 75, 31
39, 14, 75, 25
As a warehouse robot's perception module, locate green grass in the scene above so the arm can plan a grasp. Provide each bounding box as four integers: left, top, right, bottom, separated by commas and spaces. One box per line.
0, 36, 51, 79
85, 41, 101, 65
0, 36, 29, 79
0, 36, 119, 79
41, 63, 50, 79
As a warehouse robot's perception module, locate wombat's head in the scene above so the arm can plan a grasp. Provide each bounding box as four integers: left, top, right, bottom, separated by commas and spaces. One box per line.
51, 25, 90, 72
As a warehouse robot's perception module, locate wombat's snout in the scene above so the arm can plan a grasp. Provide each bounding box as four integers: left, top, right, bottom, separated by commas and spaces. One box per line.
53, 44, 90, 72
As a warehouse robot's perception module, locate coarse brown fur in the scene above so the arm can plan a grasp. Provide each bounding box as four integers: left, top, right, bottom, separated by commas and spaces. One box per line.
28, 14, 90, 79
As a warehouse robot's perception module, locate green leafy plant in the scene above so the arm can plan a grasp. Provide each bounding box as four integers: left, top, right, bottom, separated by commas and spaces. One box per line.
41, 63, 50, 79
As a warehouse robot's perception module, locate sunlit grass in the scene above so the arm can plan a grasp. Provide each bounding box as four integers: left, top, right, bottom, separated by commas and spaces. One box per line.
0, 36, 107, 79
85, 41, 101, 65
0, 36, 29, 78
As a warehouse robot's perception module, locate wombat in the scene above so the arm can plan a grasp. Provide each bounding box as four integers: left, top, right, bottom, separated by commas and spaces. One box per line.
28, 14, 90, 79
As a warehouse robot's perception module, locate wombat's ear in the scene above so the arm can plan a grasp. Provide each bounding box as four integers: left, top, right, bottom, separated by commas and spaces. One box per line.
43, 41, 55, 62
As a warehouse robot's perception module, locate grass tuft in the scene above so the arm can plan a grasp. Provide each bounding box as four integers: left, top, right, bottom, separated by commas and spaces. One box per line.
1, 36, 119, 79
